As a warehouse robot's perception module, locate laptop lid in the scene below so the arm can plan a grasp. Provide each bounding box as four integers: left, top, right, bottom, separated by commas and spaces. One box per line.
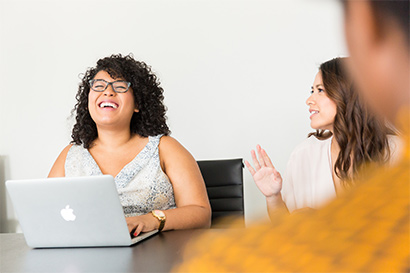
6, 175, 158, 248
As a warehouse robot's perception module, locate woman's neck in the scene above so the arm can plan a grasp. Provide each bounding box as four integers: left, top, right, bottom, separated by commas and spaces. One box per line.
330, 137, 344, 194
93, 126, 135, 149
330, 136, 340, 153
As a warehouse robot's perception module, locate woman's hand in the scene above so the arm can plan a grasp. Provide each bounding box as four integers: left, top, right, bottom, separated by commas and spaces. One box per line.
245, 145, 283, 198
126, 213, 159, 237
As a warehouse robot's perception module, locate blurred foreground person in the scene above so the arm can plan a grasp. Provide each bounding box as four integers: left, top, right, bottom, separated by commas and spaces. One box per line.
174, 1, 409, 272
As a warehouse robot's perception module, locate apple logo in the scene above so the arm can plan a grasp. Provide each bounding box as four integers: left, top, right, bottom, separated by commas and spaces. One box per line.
60, 205, 76, 221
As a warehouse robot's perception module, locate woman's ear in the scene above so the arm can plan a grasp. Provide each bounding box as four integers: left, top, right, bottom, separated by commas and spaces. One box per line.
134, 108, 139, 113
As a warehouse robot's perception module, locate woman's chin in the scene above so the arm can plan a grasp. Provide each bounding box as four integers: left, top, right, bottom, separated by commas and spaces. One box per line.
310, 123, 320, 130
310, 121, 332, 132
95, 120, 126, 130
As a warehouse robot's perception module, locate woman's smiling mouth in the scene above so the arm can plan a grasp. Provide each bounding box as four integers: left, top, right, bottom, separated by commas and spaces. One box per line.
98, 101, 119, 109
309, 109, 319, 119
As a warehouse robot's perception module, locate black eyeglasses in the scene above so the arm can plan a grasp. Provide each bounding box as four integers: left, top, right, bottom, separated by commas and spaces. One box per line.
89, 79, 131, 93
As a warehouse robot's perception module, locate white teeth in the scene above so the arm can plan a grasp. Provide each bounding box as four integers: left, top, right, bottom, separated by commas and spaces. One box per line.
99, 102, 118, 109
311, 110, 319, 114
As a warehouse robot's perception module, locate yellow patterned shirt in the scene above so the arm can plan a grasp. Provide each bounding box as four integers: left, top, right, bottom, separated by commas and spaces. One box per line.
175, 109, 410, 272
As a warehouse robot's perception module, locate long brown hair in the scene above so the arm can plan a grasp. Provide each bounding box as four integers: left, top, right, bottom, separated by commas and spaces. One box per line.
309, 57, 393, 186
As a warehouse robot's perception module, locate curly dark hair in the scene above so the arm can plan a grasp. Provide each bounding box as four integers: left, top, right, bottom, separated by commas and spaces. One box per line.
309, 57, 394, 186
71, 54, 170, 148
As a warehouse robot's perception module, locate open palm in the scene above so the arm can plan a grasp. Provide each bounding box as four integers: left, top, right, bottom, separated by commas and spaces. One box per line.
245, 145, 283, 198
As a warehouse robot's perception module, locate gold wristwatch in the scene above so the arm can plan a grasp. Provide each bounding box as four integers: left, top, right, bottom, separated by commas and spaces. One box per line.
151, 210, 166, 231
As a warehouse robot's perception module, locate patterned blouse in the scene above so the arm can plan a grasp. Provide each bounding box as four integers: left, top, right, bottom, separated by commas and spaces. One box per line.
65, 135, 176, 217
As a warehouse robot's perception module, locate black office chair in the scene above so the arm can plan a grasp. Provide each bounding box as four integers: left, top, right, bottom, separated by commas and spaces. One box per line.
197, 158, 244, 228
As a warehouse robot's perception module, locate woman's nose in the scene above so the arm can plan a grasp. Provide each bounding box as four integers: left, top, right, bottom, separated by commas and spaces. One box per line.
306, 94, 315, 106
103, 84, 116, 96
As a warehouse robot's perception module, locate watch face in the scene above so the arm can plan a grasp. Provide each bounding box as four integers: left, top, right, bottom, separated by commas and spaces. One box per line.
154, 210, 165, 217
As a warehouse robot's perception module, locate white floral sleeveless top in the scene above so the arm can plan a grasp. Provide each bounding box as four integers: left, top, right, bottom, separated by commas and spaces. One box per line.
65, 135, 176, 217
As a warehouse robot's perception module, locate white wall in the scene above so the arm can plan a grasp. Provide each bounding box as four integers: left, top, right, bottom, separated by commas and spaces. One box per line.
0, 0, 347, 232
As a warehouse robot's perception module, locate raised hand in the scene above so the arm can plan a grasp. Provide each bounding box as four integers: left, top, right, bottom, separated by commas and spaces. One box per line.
245, 145, 283, 198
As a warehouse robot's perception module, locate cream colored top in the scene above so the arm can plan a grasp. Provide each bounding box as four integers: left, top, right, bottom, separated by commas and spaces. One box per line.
281, 136, 335, 212
281, 135, 400, 212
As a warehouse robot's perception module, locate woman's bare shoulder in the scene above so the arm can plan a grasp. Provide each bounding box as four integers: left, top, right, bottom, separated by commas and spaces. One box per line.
48, 144, 74, 178
158, 135, 186, 151
158, 135, 196, 170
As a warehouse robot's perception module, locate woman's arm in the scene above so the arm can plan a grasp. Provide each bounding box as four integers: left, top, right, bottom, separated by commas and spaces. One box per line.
126, 136, 211, 236
48, 145, 72, 178
159, 136, 212, 229
245, 145, 289, 221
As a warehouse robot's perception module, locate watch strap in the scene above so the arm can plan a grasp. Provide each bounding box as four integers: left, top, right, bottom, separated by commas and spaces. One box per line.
158, 218, 165, 231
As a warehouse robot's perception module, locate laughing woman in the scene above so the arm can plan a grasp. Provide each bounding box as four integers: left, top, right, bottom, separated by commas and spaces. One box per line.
49, 54, 211, 235
246, 57, 398, 218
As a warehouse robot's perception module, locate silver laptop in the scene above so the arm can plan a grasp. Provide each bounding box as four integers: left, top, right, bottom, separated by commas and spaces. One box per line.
5, 175, 158, 248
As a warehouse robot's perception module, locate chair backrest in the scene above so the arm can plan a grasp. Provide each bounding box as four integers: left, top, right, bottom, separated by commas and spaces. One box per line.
197, 158, 244, 228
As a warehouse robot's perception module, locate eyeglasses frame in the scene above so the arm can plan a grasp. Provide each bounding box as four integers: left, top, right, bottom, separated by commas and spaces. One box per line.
89, 79, 131, 93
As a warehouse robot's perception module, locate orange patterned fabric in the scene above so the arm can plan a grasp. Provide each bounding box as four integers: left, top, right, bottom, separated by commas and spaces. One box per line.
175, 109, 410, 272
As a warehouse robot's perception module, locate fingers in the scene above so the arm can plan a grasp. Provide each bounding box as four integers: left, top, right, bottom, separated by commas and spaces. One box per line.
126, 216, 144, 237
261, 148, 275, 169
133, 223, 144, 237
250, 149, 261, 171
250, 145, 271, 171
248, 144, 278, 177
244, 160, 256, 176
256, 145, 266, 167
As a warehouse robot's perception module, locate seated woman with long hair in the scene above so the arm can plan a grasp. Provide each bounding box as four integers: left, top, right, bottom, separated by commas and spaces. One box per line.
49, 54, 211, 235
245, 57, 398, 217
